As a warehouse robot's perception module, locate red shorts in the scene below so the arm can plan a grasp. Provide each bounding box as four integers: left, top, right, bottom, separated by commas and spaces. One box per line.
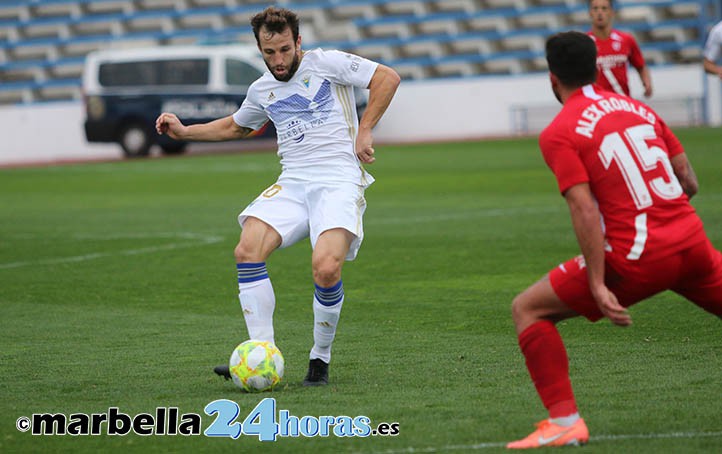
549, 237, 722, 321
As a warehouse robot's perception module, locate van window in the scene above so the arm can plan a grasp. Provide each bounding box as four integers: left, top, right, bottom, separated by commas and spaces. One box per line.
225, 58, 263, 87
98, 59, 210, 87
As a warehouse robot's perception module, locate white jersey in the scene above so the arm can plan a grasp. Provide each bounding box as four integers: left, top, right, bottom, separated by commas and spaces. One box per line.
704, 20, 722, 62
233, 48, 378, 185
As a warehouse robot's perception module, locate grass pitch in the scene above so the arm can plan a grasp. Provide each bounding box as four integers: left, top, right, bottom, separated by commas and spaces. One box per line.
1, 128, 721, 453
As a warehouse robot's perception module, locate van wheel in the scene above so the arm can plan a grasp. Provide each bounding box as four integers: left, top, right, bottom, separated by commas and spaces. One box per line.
160, 142, 188, 155
119, 123, 152, 158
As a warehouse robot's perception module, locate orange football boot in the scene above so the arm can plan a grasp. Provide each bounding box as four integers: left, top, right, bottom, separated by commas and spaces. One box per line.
507, 418, 588, 449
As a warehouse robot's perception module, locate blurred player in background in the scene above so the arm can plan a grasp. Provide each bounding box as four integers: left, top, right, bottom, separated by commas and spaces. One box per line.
588, 0, 652, 97
156, 6, 400, 386
703, 20, 722, 78
507, 31, 722, 449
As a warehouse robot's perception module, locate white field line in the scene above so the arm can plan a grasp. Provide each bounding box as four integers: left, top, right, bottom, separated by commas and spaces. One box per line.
0, 206, 559, 270
362, 430, 722, 453
0, 233, 223, 270
37, 162, 278, 174
366, 205, 562, 226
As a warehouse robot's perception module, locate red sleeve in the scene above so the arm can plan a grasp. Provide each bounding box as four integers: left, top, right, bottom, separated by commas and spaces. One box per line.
627, 34, 645, 70
539, 125, 590, 195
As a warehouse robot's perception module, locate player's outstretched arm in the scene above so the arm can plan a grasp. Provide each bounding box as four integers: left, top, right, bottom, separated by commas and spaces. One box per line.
564, 183, 631, 326
355, 64, 400, 164
155, 113, 254, 142
670, 152, 699, 199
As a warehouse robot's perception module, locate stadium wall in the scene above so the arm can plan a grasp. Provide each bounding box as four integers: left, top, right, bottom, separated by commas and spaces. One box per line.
1, 64, 720, 166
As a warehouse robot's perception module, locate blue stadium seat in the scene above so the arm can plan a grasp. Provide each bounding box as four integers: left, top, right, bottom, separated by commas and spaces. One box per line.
0, 0, 715, 104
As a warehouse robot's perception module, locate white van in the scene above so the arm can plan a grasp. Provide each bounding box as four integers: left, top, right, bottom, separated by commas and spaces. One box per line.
82, 44, 273, 157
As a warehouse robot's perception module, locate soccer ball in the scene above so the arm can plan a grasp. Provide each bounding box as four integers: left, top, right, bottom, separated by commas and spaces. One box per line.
229, 340, 284, 392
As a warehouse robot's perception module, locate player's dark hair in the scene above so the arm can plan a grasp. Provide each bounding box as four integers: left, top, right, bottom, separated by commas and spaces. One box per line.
588, 0, 614, 8
251, 7, 300, 45
545, 31, 598, 87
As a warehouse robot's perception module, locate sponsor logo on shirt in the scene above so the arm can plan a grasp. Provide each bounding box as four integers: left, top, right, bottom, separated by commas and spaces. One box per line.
345, 54, 362, 72
596, 54, 628, 68
267, 79, 335, 143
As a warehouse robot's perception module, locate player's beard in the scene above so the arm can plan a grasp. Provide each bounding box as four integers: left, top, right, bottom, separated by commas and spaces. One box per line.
269, 51, 301, 82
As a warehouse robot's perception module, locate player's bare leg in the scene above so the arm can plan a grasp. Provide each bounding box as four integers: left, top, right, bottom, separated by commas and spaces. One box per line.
508, 275, 588, 448
304, 228, 354, 386
511, 274, 578, 335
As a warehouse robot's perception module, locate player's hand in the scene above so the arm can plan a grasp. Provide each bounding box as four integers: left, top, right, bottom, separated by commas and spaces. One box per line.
357, 145, 375, 164
155, 113, 186, 140
643, 85, 653, 98
355, 128, 376, 164
592, 285, 631, 327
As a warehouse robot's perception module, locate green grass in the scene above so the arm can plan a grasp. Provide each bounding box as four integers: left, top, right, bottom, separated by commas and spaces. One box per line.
1, 128, 721, 453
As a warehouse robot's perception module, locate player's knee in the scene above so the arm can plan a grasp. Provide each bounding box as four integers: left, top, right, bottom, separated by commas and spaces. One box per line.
234, 241, 259, 263
511, 293, 532, 327
312, 255, 342, 287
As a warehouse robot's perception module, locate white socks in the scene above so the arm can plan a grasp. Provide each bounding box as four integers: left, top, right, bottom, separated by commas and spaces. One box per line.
310, 281, 345, 363
310, 298, 343, 363
237, 263, 275, 344
551, 413, 580, 427
237, 264, 347, 363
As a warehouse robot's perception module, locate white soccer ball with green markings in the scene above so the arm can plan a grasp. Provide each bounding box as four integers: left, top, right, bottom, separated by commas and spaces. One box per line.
229, 340, 284, 392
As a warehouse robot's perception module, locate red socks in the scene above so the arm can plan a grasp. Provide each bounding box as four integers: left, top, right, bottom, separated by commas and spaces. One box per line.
518, 320, 578, 418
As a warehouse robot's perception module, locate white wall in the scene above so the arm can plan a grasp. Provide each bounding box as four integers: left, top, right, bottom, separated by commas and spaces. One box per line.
0, 102, 123, 166
1, 64, 719, 166
374, 64, 718, 143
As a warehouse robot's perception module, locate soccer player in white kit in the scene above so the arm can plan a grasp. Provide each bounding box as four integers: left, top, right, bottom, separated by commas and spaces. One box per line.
156, 6, 400, 386
703, 20, 722, 78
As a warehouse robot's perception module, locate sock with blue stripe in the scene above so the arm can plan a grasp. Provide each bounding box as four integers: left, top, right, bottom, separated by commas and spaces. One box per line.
311, 280, 344, 363
237, 262, 275, 344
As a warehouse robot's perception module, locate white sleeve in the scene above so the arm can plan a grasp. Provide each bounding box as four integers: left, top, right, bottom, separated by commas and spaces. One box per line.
232, 85, 268, 130
704, 22, 722, 61
318, 49, 379, 89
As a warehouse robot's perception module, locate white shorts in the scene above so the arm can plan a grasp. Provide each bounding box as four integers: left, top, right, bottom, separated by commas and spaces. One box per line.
238, 178, 368, 261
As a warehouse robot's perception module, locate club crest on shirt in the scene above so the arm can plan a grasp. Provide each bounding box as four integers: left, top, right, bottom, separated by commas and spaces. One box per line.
302, 75, 311, 88
268, 91, 276, 102
612, 41, 621, 51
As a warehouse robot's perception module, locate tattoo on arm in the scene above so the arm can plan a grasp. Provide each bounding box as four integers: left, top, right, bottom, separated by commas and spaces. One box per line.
238, 126, 254, 138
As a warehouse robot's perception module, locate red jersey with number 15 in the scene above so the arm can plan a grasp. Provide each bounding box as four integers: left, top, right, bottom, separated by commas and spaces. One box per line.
539, 85, 704, 265
588, 30, 645, 96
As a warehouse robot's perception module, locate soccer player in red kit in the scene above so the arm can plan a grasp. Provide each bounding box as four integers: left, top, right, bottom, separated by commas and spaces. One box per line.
506, 31, 722, 449
588, 0, 652, 97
